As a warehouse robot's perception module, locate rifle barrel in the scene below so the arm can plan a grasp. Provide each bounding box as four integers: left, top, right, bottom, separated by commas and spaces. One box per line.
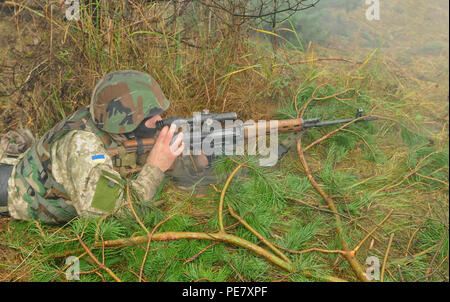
303, 116, 378, 129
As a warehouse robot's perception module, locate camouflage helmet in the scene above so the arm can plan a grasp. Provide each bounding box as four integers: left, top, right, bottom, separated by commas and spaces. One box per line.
90, 70, 170, 134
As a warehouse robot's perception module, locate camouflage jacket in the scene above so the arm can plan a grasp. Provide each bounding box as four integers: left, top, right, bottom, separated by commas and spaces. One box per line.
8, 130, 164, 222
4, 107, 165, 224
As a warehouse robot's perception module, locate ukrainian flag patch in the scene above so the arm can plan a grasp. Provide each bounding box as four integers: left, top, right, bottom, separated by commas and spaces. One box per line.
91, 154, 106, 164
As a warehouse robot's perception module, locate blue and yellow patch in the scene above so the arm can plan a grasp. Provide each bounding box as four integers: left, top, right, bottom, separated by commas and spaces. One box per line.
91, 154, 106, 164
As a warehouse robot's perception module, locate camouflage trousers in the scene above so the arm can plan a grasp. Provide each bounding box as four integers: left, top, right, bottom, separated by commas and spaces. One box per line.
0, 129, 36, 216
0, 149, 23, 216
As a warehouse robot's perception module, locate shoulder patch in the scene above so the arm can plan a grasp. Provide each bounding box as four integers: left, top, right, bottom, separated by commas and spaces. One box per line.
91, 154, 106, 164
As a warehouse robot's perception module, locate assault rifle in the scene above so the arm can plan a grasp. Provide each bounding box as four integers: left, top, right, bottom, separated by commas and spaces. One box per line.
106, 109, 377, 172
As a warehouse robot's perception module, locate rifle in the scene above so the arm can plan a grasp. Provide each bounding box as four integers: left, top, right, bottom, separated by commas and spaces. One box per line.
106, 109, 377, 173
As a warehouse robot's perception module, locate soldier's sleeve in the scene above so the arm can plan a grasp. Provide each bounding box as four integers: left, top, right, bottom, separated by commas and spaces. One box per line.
131, 161, 165, 202
50, 130, 165, 218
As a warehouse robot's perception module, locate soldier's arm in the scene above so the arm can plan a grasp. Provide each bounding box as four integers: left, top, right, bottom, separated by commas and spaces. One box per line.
50, 130, 165, 218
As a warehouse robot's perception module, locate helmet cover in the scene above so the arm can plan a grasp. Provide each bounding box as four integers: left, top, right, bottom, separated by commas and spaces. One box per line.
90, 70, 170, 134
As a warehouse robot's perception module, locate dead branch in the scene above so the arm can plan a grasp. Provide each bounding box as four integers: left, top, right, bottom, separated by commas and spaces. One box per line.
75, 233, 122, 282
100, 231, 294, 272
297, 138, 369, 281
380, 233, 395, 282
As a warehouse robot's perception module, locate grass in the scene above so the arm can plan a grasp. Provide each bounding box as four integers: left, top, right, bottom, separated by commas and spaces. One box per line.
0, 0, 448, 282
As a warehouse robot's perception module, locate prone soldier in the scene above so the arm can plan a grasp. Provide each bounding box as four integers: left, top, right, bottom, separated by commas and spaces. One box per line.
0, 70, 206, 224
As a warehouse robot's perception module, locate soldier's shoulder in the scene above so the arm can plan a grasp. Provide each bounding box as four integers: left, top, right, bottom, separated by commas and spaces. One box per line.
63, 129, 102, 141
57, 129, 105, 151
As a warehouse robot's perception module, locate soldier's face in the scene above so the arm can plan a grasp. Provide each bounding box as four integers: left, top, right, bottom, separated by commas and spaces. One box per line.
133, 114, 163, 139
144, 114, 162, 128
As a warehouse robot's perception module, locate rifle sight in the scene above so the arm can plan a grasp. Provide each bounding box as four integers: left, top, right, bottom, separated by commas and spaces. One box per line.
156, 112, 237, 131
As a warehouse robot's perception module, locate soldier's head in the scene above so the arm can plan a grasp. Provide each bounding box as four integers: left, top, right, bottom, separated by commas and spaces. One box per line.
90, 70, 170, 136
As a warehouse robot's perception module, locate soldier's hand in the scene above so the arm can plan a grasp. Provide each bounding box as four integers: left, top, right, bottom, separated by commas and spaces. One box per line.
146, 124, 184, 172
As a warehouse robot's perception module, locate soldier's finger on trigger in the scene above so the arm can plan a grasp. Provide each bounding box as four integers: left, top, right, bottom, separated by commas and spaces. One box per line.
169, 133, 183, 154
164, 124, 176, 145
156, 126, 169, 144
172, 132, 183, 147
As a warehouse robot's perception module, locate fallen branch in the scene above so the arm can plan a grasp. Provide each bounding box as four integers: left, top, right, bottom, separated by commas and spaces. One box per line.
353, 210, 394, 253
341, 129, 377, 160
75, 233, 122, 282
380, 233, 395, 282
218, 163, 244, 232
287, 196, 351, 219
396, 244, 439, 265
100, 231, 294, 272
227, 204, 291, 264
426, 234, 447, 276
303, 271, 349, 282
381, 151, 446, 192
184, 242, 219, 265
297, 139, 369, 282
124, 182, 177, 282
303, 115, 373, 152
140, 212, 179, 281
278, 247, 348, 255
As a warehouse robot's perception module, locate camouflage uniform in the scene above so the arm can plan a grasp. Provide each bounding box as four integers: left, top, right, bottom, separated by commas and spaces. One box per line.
4, 129, 165, 222
0, 70, 172, 224
1, 70, 297, 223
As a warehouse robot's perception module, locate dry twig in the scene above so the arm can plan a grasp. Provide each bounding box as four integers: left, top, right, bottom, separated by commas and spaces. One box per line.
380, 233, 395, 282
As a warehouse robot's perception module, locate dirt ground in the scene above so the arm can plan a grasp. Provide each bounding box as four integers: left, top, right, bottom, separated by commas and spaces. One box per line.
0, 217, 27, 281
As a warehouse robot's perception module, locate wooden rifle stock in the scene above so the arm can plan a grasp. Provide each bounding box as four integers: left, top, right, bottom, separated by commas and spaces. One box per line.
122, 137, 155, 148
106, 137, 155, 158
243, 119, 303, 138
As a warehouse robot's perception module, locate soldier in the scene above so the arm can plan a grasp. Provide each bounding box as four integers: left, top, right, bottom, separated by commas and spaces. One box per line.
0, 70, 203, 224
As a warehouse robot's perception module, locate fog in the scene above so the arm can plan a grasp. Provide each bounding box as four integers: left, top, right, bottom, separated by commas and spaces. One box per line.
285, 0, 449, 86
